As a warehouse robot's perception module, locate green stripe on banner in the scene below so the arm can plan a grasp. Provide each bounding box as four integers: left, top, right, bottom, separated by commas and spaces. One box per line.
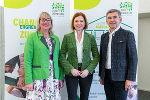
88, 16, 106, 25
121, 23, 133, 28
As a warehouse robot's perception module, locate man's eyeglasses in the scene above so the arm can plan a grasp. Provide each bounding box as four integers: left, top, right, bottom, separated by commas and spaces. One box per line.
40, 18, 51, 22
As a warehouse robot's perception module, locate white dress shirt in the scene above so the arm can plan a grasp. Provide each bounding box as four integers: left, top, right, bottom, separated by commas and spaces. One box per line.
105, 26, 120, 69
75, 30, 84, 63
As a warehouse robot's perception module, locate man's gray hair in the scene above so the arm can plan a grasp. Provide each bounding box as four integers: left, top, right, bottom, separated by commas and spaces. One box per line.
106, 9, 121, 17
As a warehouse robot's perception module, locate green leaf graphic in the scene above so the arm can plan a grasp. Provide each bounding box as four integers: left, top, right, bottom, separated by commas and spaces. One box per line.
75, 0, 101, 10
4, 0, 32, 9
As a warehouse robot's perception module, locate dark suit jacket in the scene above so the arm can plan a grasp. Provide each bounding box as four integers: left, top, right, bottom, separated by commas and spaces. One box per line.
59, 31, 99, 76
99, 27, 137, 81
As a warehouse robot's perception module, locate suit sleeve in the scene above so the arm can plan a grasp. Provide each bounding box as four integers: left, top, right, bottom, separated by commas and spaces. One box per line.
86, 35, 99, 74
126, 32, 138, 81
59, 35, 74, 75
99, 35, 103, 77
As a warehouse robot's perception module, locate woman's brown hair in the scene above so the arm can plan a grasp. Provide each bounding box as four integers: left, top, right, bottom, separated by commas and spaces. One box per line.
71, 12, 88, 30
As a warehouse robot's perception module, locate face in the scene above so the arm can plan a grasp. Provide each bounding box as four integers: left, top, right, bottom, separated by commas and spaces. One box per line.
73, 16, 85, 31
39, 15, 51, 31
106, 12, 122, 32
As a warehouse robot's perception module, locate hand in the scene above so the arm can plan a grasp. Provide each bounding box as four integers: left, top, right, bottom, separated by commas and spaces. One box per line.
80, 69, 89, 78
59, 80, 63, 88
7, 86, 14, 93
25, 83, 34, 91
17, 76, 25, 87
99, 78, 104, 85
71, 68, 80, 77
125, 80, 133, 91
18, 63, 25, 77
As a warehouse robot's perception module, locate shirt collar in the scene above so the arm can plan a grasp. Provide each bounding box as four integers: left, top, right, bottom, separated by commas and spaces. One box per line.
74, 30, 84, 43
109, 25, 120, 35
37, 31, 53, 38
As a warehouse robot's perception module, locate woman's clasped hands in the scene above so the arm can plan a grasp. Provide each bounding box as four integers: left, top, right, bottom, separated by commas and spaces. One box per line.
71, 68, 89, 78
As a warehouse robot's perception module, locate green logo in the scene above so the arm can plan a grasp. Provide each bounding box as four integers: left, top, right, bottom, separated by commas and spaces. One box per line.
120, 2, 132, 11
51, 3, 64, 16
52, 3, 64, 13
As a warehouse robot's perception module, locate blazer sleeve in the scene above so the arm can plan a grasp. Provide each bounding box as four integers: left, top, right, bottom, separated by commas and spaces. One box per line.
86, 35, 99, 74
24, 34, 34, 84
126, 32, 138, 81
56, 37, 64, 80
99, 35, 103, 77
59, 35, 74, 75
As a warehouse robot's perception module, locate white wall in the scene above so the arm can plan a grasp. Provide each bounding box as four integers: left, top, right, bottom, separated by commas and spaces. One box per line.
0, 0, 4, 7
138, 0, 150, 91
138, 17, 150, 91
0, 6, 5, 100
139, 0, 150, 13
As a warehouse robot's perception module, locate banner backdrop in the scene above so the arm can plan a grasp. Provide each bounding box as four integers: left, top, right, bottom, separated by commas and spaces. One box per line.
4, 0, 138, 100
74, 0, 138, 100
4, 0, 70, 99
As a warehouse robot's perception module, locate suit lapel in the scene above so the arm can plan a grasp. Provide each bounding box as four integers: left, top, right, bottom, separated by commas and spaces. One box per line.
83, 32, 88, 54
71, 32, 77, 54
103, 32, 109, 50
71, 31, 89, 59
39, 33, 55, 54
112, 27, 122, 43
51, 37, 55, 54
40, 36, 49, 49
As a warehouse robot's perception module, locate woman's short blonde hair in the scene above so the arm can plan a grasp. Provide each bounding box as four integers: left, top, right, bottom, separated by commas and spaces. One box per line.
71, 12, 88, 30
37, 12, 53, 34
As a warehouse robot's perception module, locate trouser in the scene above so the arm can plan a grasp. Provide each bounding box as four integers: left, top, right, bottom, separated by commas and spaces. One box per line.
104, 69, 128, 100
65, 63, 93, 100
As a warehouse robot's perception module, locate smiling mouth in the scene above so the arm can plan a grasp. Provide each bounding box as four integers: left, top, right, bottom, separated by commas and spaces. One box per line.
43, 25, 49, 27
77, 25, 83, 28
110, 22, 116, 24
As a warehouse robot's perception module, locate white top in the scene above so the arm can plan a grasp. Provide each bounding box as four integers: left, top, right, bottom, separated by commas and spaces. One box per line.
105, 26, 120, 69
75, 30, 84, 63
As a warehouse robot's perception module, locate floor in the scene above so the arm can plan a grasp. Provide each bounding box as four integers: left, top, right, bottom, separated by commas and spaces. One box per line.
138, 90, 150, 100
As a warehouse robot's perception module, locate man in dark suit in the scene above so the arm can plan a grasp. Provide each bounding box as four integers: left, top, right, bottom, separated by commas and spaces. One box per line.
99, 9, 138, 100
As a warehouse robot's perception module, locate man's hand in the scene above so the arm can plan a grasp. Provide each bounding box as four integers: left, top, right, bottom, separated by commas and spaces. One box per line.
99, 78, 104, 85
125, 80, 133, 91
